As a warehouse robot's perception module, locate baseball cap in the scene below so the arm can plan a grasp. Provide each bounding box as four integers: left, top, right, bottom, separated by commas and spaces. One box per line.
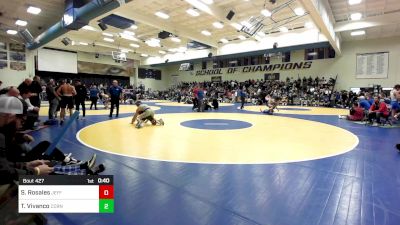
0, 96, 23, 114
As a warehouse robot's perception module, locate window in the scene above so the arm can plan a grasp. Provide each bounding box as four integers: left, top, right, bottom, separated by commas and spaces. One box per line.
282, 52, 291, 62
202, 61, 207, 69
244, 57, 249, 66
327, 47, 335, 58
304, 47, 335, 60
213, 60, 219, 68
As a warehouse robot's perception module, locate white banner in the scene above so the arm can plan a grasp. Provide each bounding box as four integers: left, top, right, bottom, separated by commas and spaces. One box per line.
356, 52, 389, 79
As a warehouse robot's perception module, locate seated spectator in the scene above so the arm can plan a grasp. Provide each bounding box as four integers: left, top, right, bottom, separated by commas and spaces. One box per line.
368, 96, 390, 125
338, 102, 364, 121
19, 89, 40, 130
358, 96, 371, 111
0, 86, 19, 97
0, 96, 104, 176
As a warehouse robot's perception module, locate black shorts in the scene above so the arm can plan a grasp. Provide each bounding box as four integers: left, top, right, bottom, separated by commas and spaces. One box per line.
60, 96, 74, 109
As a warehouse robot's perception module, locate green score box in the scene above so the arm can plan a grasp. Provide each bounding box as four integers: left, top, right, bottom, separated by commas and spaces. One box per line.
99, 199, 114, 213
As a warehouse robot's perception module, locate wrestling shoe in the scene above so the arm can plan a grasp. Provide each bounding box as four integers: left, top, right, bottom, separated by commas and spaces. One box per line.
158, 119, 164, 125
88, 164, 106, 175
87, 153, 97, 169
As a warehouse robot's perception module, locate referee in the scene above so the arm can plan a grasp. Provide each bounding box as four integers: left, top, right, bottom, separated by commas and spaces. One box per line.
108, 80, 123, 118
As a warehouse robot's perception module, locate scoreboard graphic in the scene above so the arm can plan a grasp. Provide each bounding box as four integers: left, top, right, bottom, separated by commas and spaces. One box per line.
18, 175, 114, 213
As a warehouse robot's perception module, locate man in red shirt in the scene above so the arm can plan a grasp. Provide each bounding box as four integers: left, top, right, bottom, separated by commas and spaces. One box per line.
339, 102, 364, 121
368, 96, 389, 124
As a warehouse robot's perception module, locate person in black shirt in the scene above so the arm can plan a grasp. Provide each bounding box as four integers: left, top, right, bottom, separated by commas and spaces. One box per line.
29, 75, 42, 108
108, 80, 123, 118
74, 80, 87, 119
46, 79, 60, 120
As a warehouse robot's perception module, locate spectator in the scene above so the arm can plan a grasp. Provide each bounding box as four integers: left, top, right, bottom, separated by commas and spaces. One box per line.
89, 85, 99, 110
358, 96, 371, 111
74, 80, 87, 119
339, 102, 364, 121
368, 96, 390, 125
46, 79, 60, 120
108, 80, 123, 117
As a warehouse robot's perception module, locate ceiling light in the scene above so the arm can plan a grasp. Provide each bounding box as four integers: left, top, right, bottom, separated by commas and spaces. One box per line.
155, 11, 169, 19
27, 6, 41, 15
351, 30, 365, 36
123, 30, 135, 36
79, 42, 88, 45
178, 47, 187, 52
257, 31, 266, 37
185, 0, 212, 14
186, 8, 200, 17
120, 33, 139, 41
102, 32, 113, 37
230, 23, 243, 30
145, 38, 161, 47
279, 26, 289, 32
16, 20, 27, 26
261, 9, 271, 17
159, 50, 166, 54
220, 38, 229, 43
103, 37, 114, 42
305, 22, 314, 28
348, 0, 362, 5
7, 30, 17, 35
238, 35, 246, 40
130, 43, 140, 48
121, 49, 130, 53
350, 13, 362, 20
201, 30, 211, 36
294, 8, 305, 16
130, 24, 138, 29
141, 54, 148, 57
82, 25, 96, 31
201, 0, 213, 4
170, 37, 181, 42
241, 20, 252, 28
63, 14, 74, 26
168, 48, 177, 52
213, 21, 224, 29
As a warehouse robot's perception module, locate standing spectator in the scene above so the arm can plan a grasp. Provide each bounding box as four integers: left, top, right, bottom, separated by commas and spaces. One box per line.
197, 86, 204, 112
17, 78, 32, 95
89, 85, 99, 110
29, 76, 42, 108
239, 87, 246, 109
109, 80, 123, 118
46, 79, 60, 120
74, 80, 87, 119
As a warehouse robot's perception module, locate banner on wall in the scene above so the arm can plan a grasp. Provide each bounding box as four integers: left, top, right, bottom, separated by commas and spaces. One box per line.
195, 61, 312, 76
356, 52, 388, 79
78, 61, 133, 76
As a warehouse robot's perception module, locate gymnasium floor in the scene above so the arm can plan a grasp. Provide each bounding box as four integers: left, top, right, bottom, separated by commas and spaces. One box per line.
33, 101, 400, 225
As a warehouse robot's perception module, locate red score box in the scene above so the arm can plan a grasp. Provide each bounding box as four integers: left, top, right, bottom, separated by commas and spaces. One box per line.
99, 185, 114, 199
